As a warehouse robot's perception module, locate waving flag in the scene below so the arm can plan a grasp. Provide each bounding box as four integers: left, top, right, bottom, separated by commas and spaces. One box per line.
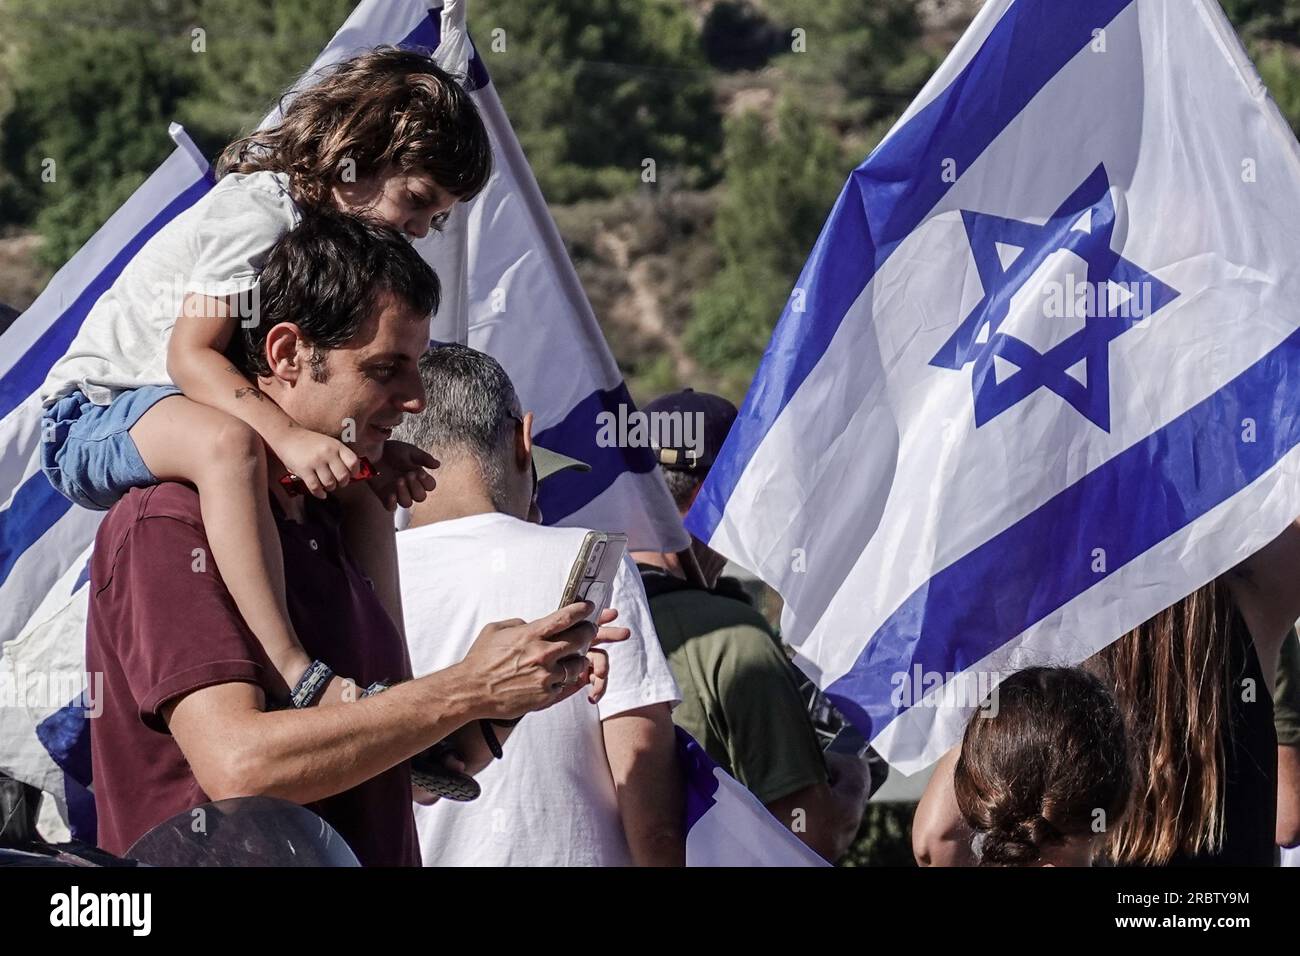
688, 0, 1300, 772
678, 729, 828, 867
0, 128, 211, 830
0, 0, 684, 825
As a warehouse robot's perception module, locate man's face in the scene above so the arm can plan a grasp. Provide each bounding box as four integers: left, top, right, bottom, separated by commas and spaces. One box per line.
283, 292, 431, 460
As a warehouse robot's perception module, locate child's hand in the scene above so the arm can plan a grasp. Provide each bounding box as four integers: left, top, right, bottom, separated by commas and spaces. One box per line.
370, 440, 438, 510
273, 428, 361, 499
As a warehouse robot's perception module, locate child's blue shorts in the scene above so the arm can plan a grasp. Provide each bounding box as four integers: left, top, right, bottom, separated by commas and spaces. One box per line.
40, 385, 182, 511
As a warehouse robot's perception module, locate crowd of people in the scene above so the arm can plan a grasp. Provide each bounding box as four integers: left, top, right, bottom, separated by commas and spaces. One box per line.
17, 44, 1300, 867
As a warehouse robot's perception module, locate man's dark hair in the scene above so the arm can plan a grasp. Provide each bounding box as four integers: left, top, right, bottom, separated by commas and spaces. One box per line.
393, 344, 521, 508
234, 209, 440, 379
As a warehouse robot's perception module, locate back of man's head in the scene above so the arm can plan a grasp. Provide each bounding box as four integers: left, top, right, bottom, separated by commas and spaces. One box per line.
643, 388, 739, 516
235, 208, 441, 379
394, 343, 522, 509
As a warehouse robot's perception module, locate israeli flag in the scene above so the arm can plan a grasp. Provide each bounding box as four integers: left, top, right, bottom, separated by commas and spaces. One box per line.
0, 0, 684, 829
0, 130, 212, 832
688, 0, 1300, 772
677, 729, 827, 867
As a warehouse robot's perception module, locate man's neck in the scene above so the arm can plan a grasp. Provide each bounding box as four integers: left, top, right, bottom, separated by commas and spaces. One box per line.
406, 458, 500, 530
629, 549, 685, 580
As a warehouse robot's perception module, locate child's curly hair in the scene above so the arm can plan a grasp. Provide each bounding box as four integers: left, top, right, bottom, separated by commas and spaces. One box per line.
217, 47, 492, 209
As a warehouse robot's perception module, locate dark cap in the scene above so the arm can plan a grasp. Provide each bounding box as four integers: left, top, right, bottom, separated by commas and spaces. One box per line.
642, 388, 738, 472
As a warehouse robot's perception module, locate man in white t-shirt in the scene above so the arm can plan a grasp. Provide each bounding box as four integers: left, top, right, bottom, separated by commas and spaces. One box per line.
394, 345, 684, 866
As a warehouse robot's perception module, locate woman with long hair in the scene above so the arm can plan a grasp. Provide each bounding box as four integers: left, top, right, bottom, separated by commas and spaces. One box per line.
913, 519, 1300, 866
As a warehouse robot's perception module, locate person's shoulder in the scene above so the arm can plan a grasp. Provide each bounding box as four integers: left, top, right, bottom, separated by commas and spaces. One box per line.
652, 586, 782, 670
100, 483, 204, 537
91, 484, 207, 585
136, 481, 204, 522
202, 170, 298, 221
656, 582, 774, 635
212, 169, 293, 199
400, 513, 589, 562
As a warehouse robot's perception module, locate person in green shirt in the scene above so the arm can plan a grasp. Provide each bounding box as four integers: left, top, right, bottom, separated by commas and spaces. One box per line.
631, 389, 871, 863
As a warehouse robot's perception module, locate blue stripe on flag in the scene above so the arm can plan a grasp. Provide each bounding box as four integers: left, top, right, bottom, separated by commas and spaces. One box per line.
72, 559, 91, 594
399, 9, 491, 90
0, 471, 72, 589
0, 175, 212, 422
64, 774, 97, 844
37, 695, 97, 843
829, 325, 1300, 741
535, 383, 658, 523
35, 695, 93, 787
688, 0, 1137, 542
676, 726, 720, 831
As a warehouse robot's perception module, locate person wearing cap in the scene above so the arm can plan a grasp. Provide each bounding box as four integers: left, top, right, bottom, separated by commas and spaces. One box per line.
631, 388, 871, 863
393, 344, 685, 866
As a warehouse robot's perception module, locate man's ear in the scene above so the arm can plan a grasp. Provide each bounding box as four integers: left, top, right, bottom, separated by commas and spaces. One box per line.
516, 411, 534, 468
264, 323, 306, 384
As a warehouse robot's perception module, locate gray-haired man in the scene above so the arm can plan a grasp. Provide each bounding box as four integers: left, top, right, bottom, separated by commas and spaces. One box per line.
394, 345, 684, 866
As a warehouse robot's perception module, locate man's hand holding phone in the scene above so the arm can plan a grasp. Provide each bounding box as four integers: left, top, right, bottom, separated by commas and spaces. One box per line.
457, 601, 629, 721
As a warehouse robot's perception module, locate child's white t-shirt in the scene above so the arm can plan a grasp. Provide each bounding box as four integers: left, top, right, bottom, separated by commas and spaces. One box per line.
397, 511, 681, 866
40, 170, 301, 408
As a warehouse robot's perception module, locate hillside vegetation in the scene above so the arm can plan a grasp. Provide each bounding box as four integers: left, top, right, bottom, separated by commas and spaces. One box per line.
2, 0, 1298, 404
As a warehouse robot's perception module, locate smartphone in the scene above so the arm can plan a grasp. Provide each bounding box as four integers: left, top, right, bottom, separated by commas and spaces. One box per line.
559, 531, 628, 625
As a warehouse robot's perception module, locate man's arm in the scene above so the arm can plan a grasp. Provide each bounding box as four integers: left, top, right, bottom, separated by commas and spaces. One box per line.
765, 754, 870, 863
165, 669, 476, 804
337, 482, 408, 641
602, 703, 685, 867
709, 624, 864, 861
1227, 518, 1300, 694
1279, 745, 1300, 848
164, 606, 620, 805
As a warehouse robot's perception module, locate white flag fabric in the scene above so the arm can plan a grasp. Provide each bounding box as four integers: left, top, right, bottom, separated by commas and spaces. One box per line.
0, 0, 685, 827
688, 0, 1300, 772
0, 129, 211, 828
677, 729, 828, 867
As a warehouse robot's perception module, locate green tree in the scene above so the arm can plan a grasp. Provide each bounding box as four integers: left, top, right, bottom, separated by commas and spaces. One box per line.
0, 0, 200, 264
766, 0, 935, 131
0, 0, 358, 265
468, 0, 722, 203
1221, 0, 1300, 133
1223, 0, 1300, 44
182, 0, 359, 158
688, 101, 848, 393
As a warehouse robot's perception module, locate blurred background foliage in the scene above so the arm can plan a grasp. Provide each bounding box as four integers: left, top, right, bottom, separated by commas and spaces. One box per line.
3, 0, 1300, 402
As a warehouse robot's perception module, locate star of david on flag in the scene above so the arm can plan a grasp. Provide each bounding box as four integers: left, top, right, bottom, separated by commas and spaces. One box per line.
931, 164, 1180, 430
688, 0, 1300, 772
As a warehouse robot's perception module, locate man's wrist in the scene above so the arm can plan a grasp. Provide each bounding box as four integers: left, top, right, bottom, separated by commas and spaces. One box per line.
415, 662, 488, 725
257, 412, 297, 454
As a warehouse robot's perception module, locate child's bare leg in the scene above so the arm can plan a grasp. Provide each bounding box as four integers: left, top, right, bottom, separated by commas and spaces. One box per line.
335, 483, 410, 669
129, 395, 351, 704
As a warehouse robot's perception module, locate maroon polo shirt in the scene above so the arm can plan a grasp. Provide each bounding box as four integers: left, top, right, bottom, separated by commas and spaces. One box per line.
85, 481, 418, 866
